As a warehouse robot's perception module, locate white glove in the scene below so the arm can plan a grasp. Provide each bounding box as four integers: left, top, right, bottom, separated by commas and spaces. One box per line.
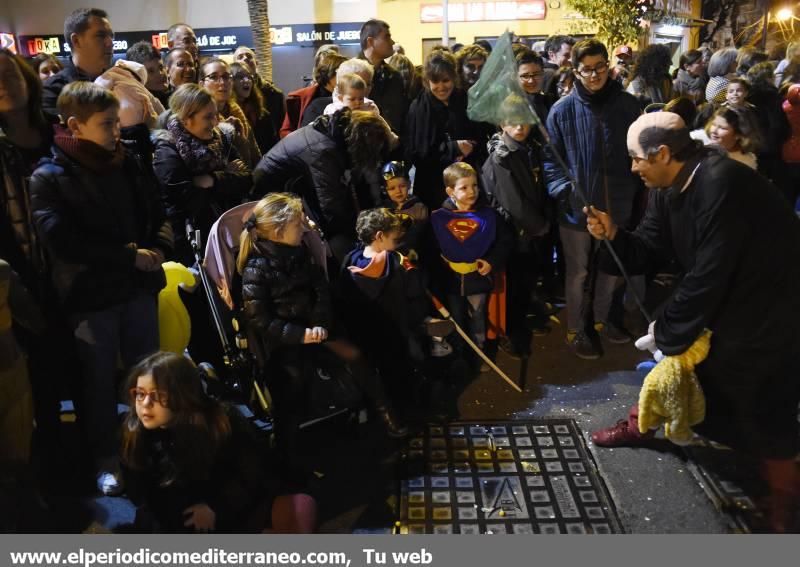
635, 321, 664, 362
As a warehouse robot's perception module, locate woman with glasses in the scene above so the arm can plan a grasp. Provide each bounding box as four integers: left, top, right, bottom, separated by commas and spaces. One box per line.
200, 58, 262, 169
121, 351, 317, 533
231, 62, 278, 154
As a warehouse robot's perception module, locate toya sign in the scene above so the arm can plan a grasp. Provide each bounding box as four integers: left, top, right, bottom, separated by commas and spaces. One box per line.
420, 1, 547, 23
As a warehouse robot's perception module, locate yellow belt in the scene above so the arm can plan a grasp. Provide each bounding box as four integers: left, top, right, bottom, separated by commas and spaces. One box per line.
443, 256, 478, 274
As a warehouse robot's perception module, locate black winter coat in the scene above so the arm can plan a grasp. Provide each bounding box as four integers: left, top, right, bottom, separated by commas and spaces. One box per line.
482, 132, 550, 247
122, 408, 279, 533
405, 89, 485, 211
602, 151, 800, 456
29, 145, 173, 312
253, 113, 358, 240
152, 125, 251, 265
360, 57, 409, 136
242, 240, 332, 359
41, 61, 94, 118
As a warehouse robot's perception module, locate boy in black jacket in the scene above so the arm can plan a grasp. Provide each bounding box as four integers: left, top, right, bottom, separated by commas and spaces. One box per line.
482, 94, 550, 357
30, 82, 173, 496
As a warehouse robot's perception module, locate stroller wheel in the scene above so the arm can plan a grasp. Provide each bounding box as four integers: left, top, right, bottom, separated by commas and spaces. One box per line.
198, 362, 219, 381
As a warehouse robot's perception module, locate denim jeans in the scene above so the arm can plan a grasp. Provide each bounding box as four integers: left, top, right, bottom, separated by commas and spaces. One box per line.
72, 292, 159, 459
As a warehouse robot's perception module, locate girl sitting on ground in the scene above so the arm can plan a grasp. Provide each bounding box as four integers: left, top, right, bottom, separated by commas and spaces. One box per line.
121, 351, 317, 533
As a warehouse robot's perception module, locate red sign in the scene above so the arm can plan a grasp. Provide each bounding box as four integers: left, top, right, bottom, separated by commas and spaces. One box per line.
0, 33, 16, 53
420, 1, 547, 23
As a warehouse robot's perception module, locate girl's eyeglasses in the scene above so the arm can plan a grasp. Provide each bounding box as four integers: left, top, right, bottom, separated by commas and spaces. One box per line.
130, 388, 169, 407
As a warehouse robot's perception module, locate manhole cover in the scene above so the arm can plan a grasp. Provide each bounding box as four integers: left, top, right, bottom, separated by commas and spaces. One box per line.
397, 419, 623, 534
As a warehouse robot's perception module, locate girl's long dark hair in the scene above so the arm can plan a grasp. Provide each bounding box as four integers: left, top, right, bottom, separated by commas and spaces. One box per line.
121, 352, 231, 474
0, 48, 48, 132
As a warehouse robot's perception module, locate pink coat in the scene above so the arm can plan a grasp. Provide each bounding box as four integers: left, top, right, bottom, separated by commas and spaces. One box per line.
95, 60, 165, 129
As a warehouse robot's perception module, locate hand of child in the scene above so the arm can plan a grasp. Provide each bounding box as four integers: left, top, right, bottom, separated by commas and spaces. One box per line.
193, 174, 215, 189
311, 326, 328, 342
303, 327, 326, 344
457, 140, 475, 157
134, 249, 159, 271
476, 259, 492, 276
183, 503, 216, 532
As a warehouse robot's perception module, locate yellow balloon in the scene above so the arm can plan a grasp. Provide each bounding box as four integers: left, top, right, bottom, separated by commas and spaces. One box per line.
158, 262, 197, 353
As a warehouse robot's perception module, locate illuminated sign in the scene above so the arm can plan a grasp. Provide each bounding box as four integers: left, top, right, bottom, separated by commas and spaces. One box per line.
420, 1, 547, 23
0, 33, 17, 53
18, 22, 362, 58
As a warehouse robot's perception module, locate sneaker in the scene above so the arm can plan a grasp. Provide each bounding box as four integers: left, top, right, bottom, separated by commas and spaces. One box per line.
594, 322, 631, 344
591, 419, 655, 447
96, 469, 124, 497
566, 330, 600, 360
430, 337, 453, 357
498, 336, 529, 360
423, 317, 455, 337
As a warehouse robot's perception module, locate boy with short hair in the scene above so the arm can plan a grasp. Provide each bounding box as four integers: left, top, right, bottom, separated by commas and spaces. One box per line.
725, 77, 754, 109
430, 162, 511, 363
482, 94, 550, 357
30, 81, 173, 496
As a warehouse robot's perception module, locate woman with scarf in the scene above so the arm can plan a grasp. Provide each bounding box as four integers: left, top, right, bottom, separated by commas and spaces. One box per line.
153, 83, 252, 266
405, 50, 486, 211
200, 58, 262, 170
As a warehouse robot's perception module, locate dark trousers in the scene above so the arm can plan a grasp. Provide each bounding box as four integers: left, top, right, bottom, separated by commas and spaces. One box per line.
507, 247, 538, 354
72, 292, 159, 460
559, 226, 619, 331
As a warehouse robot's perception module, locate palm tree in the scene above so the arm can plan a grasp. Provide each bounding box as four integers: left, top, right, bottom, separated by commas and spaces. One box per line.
246, 0, 272, 81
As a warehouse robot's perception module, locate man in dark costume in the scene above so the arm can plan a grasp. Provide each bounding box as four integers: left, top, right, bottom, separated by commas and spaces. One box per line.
588, 112, 800, 532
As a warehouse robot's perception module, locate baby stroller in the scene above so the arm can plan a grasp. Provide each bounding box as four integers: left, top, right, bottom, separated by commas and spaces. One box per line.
197, 202, 362, 431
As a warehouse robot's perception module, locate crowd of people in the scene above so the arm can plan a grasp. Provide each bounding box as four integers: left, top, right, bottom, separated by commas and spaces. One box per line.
2, 7, 800, 533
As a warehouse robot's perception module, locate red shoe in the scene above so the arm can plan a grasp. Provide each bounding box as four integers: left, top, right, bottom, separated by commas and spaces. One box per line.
591, 419, 655, 447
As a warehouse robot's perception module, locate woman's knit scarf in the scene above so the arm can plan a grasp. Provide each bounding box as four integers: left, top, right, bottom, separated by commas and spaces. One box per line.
166, 115, 227, 174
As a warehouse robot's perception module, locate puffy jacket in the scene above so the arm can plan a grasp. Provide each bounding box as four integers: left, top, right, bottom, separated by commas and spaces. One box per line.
543, 80, 641, 229
152, 124, 252, 265
253, 112, 358, 240
241, 240, 332, 359
29, 145, 172, 312
482, 132, 550, 245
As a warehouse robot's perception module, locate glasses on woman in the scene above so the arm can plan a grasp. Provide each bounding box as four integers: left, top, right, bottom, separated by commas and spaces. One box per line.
577, 62, 609, 78
233, 73, 253, 83
204, 73, 232, 83
130, 388, 169, 407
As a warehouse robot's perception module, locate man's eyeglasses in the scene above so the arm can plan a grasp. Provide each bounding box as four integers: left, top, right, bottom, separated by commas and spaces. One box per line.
519, 72, 544, 82
130, 388, 169, 407
204, 73, 232, 83
577, 62, 609, 78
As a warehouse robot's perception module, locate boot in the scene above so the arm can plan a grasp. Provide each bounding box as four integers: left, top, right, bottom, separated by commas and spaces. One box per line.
376, 406, 408, 439
762, 458, 799, 533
